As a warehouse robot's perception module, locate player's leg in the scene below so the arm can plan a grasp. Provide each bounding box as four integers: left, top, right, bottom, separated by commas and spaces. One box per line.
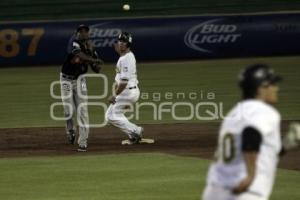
105, 103, 142, 135
202, 184, 236, 200
60, 75, 76, 144
105, 88, 142, 139
74, 77, 89, 151
237, 192, 267, 200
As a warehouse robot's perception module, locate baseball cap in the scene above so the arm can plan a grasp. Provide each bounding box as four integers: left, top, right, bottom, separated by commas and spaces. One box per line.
77, 24, 90, 32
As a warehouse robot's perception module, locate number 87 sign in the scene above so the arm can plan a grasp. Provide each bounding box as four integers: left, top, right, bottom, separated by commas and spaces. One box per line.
0, 28, 45, 58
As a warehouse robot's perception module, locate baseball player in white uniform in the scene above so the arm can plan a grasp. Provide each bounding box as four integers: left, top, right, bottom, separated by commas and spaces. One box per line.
202, 64, 300, 200
105, 32, 143, 144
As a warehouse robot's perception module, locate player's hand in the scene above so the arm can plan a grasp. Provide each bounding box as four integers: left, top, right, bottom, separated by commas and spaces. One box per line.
94, 59, 104, 65
91, 63, 101, 73
108, 95, 116, 104
71, 56, 82, 64
283, 123, 300, 150
232, 176, 253, 195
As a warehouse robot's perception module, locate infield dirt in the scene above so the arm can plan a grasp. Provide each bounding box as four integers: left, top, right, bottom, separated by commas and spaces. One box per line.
0, 122, 299, 170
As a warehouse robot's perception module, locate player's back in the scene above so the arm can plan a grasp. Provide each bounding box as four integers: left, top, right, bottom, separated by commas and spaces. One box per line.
206, 99, 281, 198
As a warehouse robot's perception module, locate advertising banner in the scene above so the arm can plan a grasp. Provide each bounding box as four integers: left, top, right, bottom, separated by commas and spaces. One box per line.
0, 13, 299, 66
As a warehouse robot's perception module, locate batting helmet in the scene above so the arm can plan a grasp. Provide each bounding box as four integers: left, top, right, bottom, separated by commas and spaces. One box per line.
238, 64, 282, 99
118, 32, 132, 47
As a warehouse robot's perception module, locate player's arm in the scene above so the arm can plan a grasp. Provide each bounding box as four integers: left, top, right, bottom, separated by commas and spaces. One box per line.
72, 41, 101, 64
90, 50, 103, 73
108, 79, 128, 104
232, 127, 262, 194
76, 50, 103, 64
115, 79, 128, 95
108, 58, 131, 104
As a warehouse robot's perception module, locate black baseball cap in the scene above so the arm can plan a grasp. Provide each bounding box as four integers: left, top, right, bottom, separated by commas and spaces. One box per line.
77, 24, 90, 32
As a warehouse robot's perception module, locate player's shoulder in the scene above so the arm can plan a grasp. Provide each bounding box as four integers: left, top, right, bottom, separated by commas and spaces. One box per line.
124, 51, 135, 59
71, 39, 81, 48
243, 100, 280, 120
242, 100, 280, 135
67, 37, 81, 54
120, 51, 136, 62
223, 100, 280, 136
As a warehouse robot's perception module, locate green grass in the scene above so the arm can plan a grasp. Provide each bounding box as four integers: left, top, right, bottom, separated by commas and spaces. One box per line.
0, 56, 300, 128
0, 153, 299, 200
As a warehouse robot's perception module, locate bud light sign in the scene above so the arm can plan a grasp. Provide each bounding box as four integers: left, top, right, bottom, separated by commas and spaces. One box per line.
89, 22, 122, 48
0, 13, 300, 66
184, 19, 242, 53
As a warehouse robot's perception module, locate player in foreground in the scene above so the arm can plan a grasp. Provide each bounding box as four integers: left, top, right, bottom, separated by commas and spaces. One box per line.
60, 24, 102, 152
202, 64, 300, 200
105, 32, 153, 145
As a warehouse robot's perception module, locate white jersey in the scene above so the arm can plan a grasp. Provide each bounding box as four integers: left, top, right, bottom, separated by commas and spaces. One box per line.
207, 99, 281, 199
115, 51, 138, 88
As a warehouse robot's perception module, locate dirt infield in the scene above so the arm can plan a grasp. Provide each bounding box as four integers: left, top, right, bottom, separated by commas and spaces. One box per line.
0, 122, 299, 170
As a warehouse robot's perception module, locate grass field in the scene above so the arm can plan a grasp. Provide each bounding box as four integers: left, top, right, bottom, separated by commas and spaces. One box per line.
0, 56, 299, 128
0, 56, 300, 200
1, 1, 300, 199
0, 153, 298, 200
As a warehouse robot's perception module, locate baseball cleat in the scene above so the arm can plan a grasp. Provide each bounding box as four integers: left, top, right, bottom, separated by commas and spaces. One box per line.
77, 145, 87, 152
66, 130, 75, 145
128, 132, 142, 144
121, 127, 155, 145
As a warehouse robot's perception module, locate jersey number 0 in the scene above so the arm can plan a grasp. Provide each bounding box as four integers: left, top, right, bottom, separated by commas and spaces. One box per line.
222, 133, 235, 163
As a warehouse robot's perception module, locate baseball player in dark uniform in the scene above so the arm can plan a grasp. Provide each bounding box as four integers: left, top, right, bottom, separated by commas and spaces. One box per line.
61, 24, 102, 152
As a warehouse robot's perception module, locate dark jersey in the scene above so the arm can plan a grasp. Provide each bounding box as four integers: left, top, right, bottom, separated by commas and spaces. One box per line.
61, 37, 98, 78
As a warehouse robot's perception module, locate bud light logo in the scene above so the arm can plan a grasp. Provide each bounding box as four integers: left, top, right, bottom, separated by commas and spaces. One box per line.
184, 19, 242, 53
89, 22, 122, 48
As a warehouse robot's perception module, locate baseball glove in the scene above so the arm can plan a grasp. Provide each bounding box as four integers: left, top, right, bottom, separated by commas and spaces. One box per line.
90, 63, 102, 73
283, 122, 300, 150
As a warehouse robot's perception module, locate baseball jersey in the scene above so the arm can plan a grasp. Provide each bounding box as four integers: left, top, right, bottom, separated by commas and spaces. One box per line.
206, 99, 281, 198
62, 37, 98, 78
115, 51, 138, 88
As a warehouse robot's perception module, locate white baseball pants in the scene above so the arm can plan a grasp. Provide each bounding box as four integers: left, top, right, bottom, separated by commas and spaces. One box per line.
60, 74, 89, 147
202, 184, 267, 200
105, 87, 142, 137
